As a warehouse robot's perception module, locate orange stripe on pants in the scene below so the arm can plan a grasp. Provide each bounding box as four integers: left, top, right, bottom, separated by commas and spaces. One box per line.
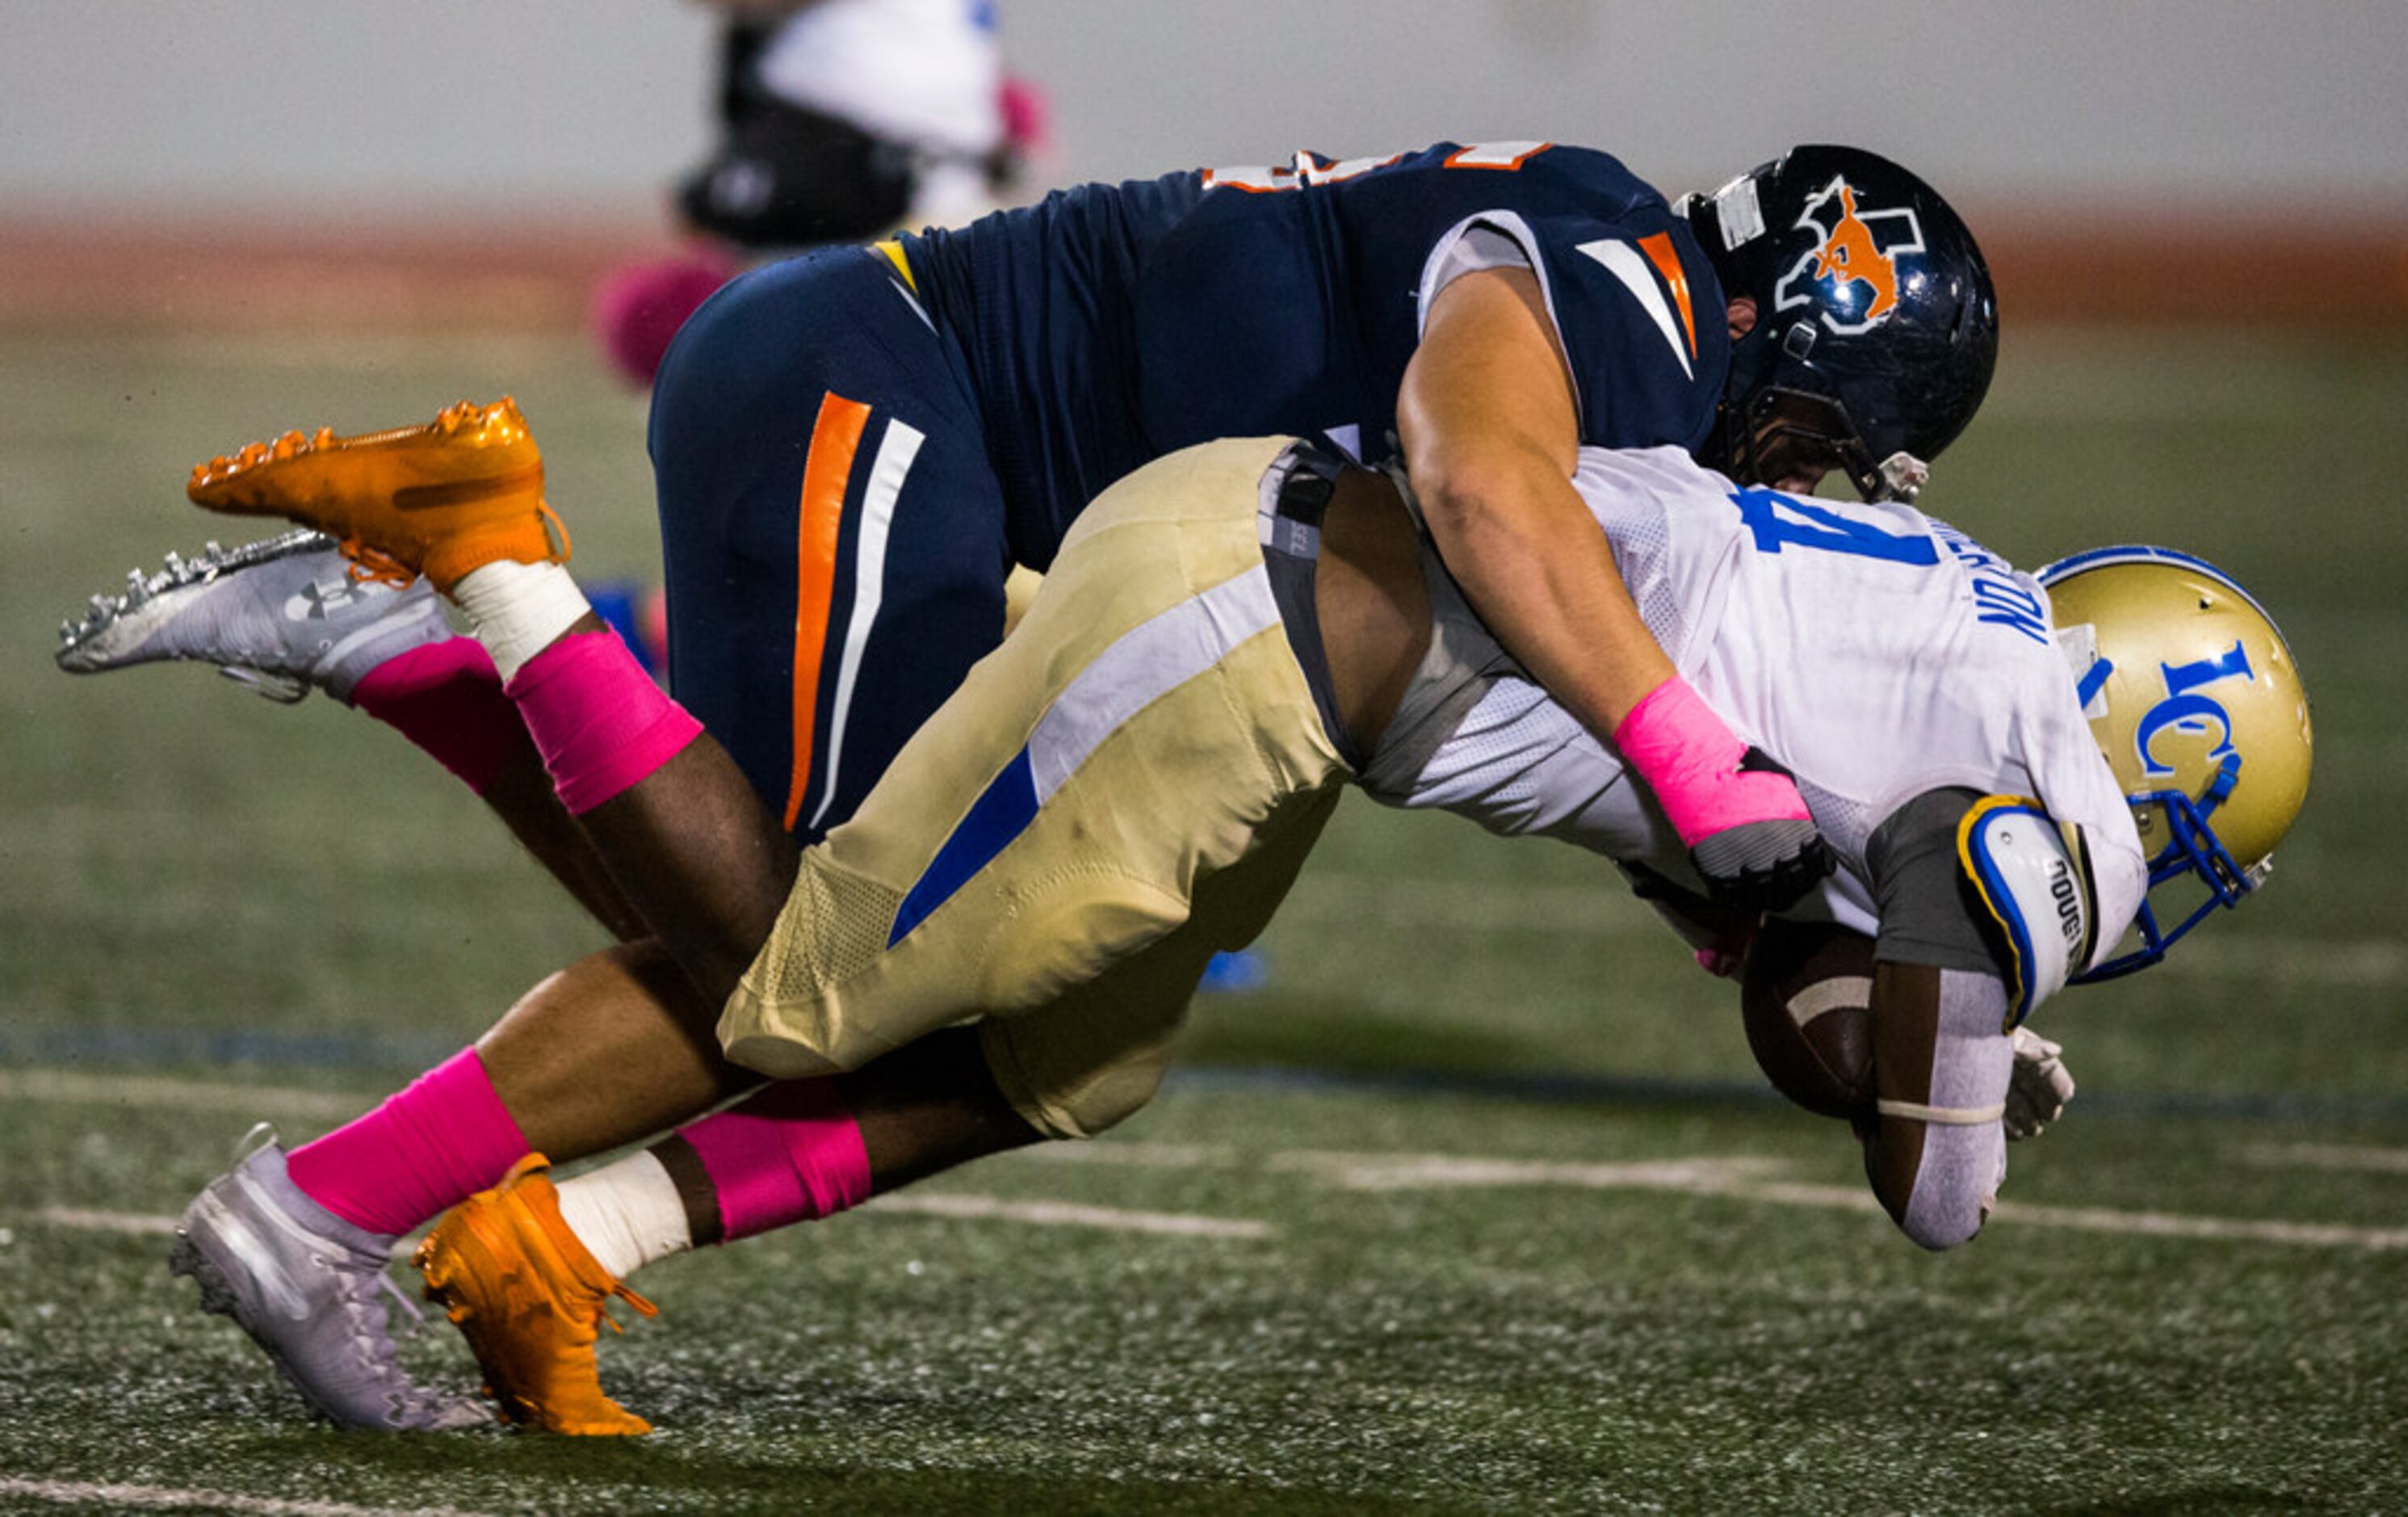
786, 393, 871, 830
1637, 231, 1699, 359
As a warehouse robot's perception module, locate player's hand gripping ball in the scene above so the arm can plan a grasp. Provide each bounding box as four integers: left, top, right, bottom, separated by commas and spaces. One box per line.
1739, 919, 1877, 1119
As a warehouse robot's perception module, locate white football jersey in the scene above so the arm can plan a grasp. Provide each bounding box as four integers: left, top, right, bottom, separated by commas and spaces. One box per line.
1359, 446, 2148, 960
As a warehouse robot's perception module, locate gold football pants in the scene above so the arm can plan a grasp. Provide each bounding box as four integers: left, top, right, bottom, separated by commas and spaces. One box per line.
720, 437, 1349, 1137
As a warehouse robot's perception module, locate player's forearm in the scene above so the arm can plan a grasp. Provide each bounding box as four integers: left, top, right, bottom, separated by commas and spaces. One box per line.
1411, 449, 1674, 735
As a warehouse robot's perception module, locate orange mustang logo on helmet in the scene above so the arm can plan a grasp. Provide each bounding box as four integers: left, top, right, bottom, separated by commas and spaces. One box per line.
1773, 176, 1927, 336
1812, 184, 1900, 323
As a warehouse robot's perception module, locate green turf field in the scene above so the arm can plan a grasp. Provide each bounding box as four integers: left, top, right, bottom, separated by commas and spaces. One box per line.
2, 326, 2403, 1515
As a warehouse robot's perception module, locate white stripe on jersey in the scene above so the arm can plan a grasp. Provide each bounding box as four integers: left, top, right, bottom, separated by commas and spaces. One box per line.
809, 419, 923, 830
1575, 239, 1694, 380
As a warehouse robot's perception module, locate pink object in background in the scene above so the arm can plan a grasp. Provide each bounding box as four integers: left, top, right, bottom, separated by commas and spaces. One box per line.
590, 251, 740, 387
998, 73, 1053, 158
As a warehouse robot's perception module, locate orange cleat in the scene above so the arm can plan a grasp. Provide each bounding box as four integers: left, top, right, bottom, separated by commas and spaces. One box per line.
414, 1154, 657, 1436
187, 398, 567, 594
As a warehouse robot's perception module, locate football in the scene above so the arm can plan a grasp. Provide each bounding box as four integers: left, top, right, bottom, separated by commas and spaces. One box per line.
1740, 919, 1878, 1119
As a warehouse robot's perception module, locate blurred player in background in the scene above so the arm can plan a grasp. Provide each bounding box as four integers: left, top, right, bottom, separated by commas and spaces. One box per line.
68, 140, 2003, 1428
167, 408, 2308, 1434
597, 0, 1051, 389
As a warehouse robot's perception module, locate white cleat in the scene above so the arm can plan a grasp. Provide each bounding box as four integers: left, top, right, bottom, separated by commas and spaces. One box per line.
57, 531, 451, 703
169, 1125, 491, 1431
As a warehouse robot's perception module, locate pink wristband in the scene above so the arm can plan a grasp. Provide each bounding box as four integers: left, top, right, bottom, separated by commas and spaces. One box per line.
1612, 675, 1810, 847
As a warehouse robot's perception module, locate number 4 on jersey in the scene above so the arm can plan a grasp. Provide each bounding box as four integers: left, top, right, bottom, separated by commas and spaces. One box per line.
1729, 487, 1939, 565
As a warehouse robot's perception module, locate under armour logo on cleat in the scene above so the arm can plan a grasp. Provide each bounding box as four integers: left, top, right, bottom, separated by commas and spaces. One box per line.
285, 577, 363, 622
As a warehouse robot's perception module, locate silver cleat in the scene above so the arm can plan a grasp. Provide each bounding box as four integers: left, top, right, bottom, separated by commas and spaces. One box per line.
57, 531, 451, 703
169, 1125, 491, 1431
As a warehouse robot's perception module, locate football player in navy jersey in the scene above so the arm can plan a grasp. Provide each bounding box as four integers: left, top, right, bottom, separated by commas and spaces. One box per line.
70, 142, 2002, 1431
652, 139, 1853, 892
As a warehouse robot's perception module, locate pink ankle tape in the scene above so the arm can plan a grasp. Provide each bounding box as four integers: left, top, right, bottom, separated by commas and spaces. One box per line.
286, 1047, 531, 1237
1612, 675, 1810, 847
505, 631, 703, 815
678, 1081, 871, 1242
349, 637, 531, 796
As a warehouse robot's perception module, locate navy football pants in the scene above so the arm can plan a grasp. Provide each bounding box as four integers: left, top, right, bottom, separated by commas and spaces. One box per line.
648, 246, 1013, 842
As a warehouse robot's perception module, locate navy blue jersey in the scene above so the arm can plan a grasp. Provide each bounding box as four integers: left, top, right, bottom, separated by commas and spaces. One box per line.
900, 141, 1728, 564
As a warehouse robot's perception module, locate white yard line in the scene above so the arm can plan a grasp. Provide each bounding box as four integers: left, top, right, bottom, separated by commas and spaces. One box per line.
1272, 1151, 1785, 1192
0, 1479, 491, 1517
15, 1196, 1269, 1244
869, 1192, 1271, 1239
0, 1068, 367, 1119
2242, 1142, 2408, 1175
11, 1072, 2405, 1251
23, 1206, 174, 1236
1987, 1199, 2408, 1250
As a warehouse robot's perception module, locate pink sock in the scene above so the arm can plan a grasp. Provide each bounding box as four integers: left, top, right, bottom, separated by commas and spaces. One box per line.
678, 1081, 872, 1242
348, 637, 531, 797
286, 1047, 531, 1236
505, 631, 703, 814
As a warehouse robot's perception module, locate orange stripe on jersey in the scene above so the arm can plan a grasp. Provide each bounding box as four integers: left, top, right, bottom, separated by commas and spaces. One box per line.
785, 393, 871, 830
1637, 232, 1698, 358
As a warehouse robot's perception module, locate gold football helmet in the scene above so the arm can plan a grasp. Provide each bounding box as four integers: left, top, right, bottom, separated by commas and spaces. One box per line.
2037, 546, 2312, 977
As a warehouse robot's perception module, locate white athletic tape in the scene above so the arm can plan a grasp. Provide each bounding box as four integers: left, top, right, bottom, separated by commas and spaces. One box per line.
1877, 1099, 2007, 1125
1785, 976, 1873, 1027
453, 558, 590, 683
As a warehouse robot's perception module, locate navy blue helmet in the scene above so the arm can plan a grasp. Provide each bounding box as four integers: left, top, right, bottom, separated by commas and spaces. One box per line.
1679, 145, 1997, 502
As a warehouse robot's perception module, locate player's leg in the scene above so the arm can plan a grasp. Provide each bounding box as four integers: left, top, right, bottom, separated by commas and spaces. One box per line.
158, 403, 716, 1431
57, 527, 652, 940
412, 1025, 1035, 1435
163, 275, 1013, 1425
432, 782, 1338, 1434
413, 438, 1354, 1432
164, 237, 1006, 1233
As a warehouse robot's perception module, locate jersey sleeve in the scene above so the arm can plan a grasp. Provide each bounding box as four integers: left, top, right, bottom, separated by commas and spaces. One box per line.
1864, 787, 2009, 976
1412, 203, 1726, 455
1502, 207, 1729, 454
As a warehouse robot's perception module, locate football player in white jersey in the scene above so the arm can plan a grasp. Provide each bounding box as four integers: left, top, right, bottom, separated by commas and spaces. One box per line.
161, 414, 2310, 1433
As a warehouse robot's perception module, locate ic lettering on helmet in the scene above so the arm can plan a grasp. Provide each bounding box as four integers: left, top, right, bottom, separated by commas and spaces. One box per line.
2135, 640, 2255, 779
1772, 177, 1927, 336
